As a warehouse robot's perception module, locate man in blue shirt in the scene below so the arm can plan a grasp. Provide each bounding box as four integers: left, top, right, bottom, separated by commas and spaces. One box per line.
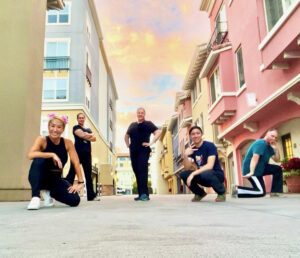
232, 128, 282, 198
180, 126, 226, 202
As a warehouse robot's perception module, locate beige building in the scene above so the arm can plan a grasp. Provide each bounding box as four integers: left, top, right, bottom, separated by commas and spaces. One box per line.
115, 153, 135, 195
0, 0, 66, 201
182, 44, 233, 193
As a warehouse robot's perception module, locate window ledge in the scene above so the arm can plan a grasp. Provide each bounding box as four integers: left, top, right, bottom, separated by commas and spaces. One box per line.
259, 1, 299, 51
236, 84, 247, 96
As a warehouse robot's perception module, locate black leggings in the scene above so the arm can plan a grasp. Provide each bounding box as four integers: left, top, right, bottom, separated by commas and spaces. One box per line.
28, 158, 80, 207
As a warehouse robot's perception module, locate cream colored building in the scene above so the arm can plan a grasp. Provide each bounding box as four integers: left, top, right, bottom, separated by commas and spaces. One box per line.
0, 0, 66, 201
115, 153, 135, 195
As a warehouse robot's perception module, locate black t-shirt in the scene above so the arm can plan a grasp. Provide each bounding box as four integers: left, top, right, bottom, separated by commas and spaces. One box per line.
189, 141, 223, 173
126, 120, 158, 153
73, 125, 92, 154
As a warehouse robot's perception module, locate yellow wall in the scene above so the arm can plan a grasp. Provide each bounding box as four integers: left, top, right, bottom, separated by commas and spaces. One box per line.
0, 0, 47, 201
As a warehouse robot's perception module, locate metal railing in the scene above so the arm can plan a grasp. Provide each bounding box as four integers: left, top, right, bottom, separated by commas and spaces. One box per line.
44, 56, 70, 70
207, 22, 228, 53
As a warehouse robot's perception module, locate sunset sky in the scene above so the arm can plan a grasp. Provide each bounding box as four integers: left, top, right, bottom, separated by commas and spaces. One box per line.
95, 0, 210, 152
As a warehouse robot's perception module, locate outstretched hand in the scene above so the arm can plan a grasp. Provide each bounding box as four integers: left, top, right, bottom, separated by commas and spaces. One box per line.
185, 144, 198, 157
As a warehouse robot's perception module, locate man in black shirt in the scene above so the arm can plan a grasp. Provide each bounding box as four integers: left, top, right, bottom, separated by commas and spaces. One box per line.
125, 107, 161, 201
65, 113, 99, 201
181, 126, 226, 202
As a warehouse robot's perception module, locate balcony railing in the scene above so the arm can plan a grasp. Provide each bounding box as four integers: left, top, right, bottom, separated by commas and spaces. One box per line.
44, 56, 70, 70
86, 64, 92, 86
207, 22, 228, 53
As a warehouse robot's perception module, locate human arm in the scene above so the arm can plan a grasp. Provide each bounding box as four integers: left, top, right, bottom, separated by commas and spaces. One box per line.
243, 154, 260, 178
27, 136, 63, 169
142, 129, 161, 147
74, 129, 96, 142
124, 134, 130, 148
65, 139, 84, 193
183, 144, 198, 170
186, 155, 216, 187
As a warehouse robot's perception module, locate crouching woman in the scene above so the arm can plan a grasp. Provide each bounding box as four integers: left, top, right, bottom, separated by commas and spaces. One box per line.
27, 113, 84, 210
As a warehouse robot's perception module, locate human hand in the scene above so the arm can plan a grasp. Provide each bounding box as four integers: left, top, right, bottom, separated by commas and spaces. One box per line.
52, 154, 62, 169
187, 173, 194, 187
68, 183, 84, 194
142, 142, 151, 147
184, 144, 198, 157
243, 172, 254, 179
270, 141, 278, 149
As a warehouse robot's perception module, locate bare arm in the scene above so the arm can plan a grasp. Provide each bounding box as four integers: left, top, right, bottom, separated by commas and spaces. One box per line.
65, 139, 84, 193
74, 129, 96, 142
183, 144, 198, 170
243, 153, 260, 178
270, 143, 280, 163
124, 134, 130, 148
142, 129, 162, 147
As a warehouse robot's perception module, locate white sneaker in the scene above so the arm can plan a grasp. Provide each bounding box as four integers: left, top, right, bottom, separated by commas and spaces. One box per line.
92, 196, 101, 201
27, 197, 41, 210
41, 190, 54, 207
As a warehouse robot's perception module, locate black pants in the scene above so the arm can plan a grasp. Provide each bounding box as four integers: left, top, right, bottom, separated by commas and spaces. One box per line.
180, 170, 225, 195
28, 158, 80, 207
65, 152, 96, 201
130, 150, 150, 196
237, 164, 283, 198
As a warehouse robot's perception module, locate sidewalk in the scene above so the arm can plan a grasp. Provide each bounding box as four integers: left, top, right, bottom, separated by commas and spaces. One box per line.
0, 194, 299, 258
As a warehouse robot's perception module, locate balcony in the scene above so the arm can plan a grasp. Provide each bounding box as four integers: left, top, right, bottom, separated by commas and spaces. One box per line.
86, 64, 92, 86
44, 56, 70, 70
207, 22, 228, 53
208, 95, 237, 125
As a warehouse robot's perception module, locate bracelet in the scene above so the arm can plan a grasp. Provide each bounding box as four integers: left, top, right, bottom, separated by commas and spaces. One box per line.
78, 181, 84, 184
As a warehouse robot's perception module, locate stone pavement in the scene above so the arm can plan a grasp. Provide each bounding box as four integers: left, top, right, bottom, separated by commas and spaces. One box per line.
0, 194, 300, 258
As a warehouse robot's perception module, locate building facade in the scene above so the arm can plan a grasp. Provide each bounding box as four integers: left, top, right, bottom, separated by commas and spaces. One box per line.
199, 0, 300, 189
41, 0, 118, 195
115, 154, 135, 195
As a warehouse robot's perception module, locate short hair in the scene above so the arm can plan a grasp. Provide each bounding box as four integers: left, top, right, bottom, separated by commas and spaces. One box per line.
267, 128, 277, 133
77, 112, 85, 119
137, 107, 145, 113
48, 116, 66, 129
189, 126, 203, 135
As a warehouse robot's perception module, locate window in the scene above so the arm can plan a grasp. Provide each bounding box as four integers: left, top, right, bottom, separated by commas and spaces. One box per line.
198, 78, 202, 94
236, 47, 245, 88
200, 113, 204, 133
192, 82, 197, 103
120, 163, 124, 168
119, 157, 126, 161
47, 2, 71, 25
85, 80, 91, 109
282, 133, 293, 159
45, 41, 69, 57
264, 0, 297, 31
216, 4, 227, 35
209, 67, 221, 104
43, 70, 68, 101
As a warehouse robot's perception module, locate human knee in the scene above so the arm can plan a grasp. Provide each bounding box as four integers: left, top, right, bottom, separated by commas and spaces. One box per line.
180, 171, 191, 181
69, 194, 80, 207
31, 158, 46, 167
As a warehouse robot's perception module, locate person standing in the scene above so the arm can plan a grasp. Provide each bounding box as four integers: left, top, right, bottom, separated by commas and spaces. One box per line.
232, 129, 282, 198
27, 113, 83, 210
65, 113, 100, 201
125, 107, 161, 201
180, 126, 226, 202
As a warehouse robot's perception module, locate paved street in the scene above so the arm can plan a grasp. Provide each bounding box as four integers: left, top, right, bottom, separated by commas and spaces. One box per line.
0, 194, 300, 258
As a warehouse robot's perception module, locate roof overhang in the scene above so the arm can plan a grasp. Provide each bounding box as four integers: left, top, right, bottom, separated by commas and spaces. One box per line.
182, 44, 208, 90
167, 114, 178, 131
199, 46, 232, 78
199, 0, 216, 15
180, 116, 193, 128
174, 91, 190, 110
47, 0, 65, 10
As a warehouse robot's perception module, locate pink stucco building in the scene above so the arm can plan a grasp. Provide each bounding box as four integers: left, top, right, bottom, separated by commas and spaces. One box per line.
199, 0, 300, 187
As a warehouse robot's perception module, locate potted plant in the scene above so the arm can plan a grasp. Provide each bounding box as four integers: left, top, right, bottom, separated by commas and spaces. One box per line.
281, 157, 300, 193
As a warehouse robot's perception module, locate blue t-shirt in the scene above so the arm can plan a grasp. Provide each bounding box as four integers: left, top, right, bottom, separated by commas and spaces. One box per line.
189, 141, 223, 173
242, 139, 275, 176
